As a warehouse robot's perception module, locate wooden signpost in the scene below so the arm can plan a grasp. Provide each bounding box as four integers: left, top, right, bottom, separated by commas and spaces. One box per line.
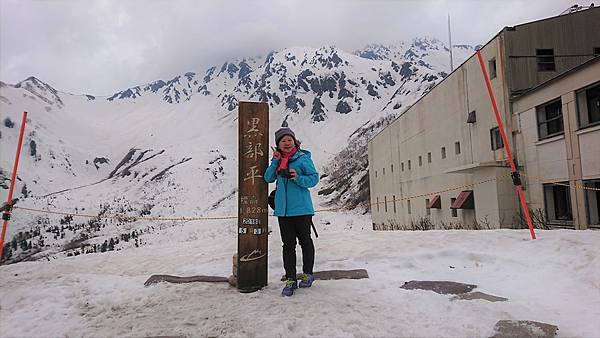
237, 102, 269, 292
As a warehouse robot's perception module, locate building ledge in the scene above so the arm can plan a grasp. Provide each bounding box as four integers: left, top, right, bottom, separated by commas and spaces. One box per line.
444, 161, 509, 174
534, 134, 565, 146
576, 123, 600, 136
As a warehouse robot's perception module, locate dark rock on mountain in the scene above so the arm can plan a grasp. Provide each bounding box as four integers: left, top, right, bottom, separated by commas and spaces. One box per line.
404, 49, 418, 59
336, 101, 351, 114
238, 61, 253, 79
204, 67, 217, 82
226, 63, 240, 78
285, 95, 305, 112
93, 157, 110, 170
367, 83, 379, 97
399, 62, 416, 81
379, 72, 396, 87
311, 97, 326, 122
222, 94, 238, 111
30, 140, 37, 157
4, 118, 14, 128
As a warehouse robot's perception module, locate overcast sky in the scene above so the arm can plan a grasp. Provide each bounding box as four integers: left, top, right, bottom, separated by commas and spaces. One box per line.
0, 0, 577, 96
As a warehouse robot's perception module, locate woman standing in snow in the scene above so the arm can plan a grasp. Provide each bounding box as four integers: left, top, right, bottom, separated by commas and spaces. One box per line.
264, 127, 319, 296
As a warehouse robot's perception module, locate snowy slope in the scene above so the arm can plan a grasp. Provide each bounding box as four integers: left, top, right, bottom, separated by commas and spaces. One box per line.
0, 38, 475, 263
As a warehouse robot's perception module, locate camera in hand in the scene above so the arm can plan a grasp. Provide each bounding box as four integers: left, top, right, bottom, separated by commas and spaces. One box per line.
278, 168, 292, 179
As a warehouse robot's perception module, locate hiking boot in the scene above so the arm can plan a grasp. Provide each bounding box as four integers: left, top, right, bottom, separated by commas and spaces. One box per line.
282, 279, 297, 296
299, 273, 315, 288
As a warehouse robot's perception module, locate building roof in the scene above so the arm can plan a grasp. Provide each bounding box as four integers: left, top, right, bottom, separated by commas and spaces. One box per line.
368, 6, 600, 143
511, 56, 600, 101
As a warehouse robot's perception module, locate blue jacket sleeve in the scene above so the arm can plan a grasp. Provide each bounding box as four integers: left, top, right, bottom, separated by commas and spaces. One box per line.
295, 157, 319, 189
264, 158, 279, 183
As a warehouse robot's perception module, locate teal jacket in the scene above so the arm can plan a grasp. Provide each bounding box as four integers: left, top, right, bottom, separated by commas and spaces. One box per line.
263, 149, 319, 217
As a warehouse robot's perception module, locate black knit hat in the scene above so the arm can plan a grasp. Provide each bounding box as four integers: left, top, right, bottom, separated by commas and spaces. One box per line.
275, 127, 296, 145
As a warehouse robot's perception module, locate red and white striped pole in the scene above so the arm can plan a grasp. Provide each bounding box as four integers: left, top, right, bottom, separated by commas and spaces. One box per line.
0, 111, 28, 263
476, 51, 536, 240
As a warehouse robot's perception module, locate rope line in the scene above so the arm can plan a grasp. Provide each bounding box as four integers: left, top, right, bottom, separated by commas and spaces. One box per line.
521, 173, 600, 191
8, 172, 599, 221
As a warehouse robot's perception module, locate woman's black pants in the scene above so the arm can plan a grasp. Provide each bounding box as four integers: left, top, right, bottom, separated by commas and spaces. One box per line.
278, 215, 314, 280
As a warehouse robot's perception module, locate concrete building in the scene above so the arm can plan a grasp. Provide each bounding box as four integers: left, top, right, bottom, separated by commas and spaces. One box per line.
368, 7, 600, 230
513, 58, 600, 229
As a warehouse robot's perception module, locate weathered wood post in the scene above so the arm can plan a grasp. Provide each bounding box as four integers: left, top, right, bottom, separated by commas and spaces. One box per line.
237, 101, 269, 292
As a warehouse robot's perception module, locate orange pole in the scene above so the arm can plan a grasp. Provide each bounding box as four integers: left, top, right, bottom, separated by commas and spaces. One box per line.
0, 111, 28, 263
475, 51, 536, 240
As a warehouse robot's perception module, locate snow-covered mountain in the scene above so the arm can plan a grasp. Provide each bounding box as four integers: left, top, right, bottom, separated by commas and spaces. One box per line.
0, 37, 474, 264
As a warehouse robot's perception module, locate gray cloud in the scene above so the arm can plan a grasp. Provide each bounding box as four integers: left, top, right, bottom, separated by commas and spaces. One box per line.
0, 0, 575, 96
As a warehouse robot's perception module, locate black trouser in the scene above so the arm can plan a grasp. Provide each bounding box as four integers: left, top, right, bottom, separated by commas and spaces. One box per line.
278, 215, 314, 280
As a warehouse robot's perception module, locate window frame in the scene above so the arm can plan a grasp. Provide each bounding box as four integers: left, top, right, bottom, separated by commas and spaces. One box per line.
490, 127, 504, 151
543, 183, 573, 225
384, 195, 388, 213
488, 58, 497, 79
536, 48, 556, 72
450, 198, 457, 217
576, 81, 600, 129
536, 98, 564, 140
583, 179, 600, 227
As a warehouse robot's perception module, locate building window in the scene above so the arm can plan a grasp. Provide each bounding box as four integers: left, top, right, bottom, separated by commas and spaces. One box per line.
536, 98, 563, 139
594, 47, 600, 57
408, 160, 411, 170
467, 110, 477, 123
384, 196, 388, 213
383, 167, 385, 176
543, 184, 572, 224
441, 147, 446, 159
375, 170, 377, 178
418, 156, 422, 167
584, 180, 600, 227
576, 81, 600, 128
407, 199, 411, 215
391, 164, 394, 173
401, 162, 404, 171
454, 141, 461, 155
427, 152, 432, 163
425, 199, 431, 216
450, 198, 457, 217
376, 197, 379, 212
536, 49, 555, 71
488, 58, 497, 79
490, 127, 504, 150
393, 195, 397, 213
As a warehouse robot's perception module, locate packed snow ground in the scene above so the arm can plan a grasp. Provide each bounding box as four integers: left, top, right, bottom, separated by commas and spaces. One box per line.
1, 211, 599, 338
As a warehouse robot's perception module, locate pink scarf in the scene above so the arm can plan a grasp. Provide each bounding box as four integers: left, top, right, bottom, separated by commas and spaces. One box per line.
276, 147, 297, 174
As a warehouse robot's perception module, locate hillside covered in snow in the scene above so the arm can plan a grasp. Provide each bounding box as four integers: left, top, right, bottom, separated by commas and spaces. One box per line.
0, 38, 474, 264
